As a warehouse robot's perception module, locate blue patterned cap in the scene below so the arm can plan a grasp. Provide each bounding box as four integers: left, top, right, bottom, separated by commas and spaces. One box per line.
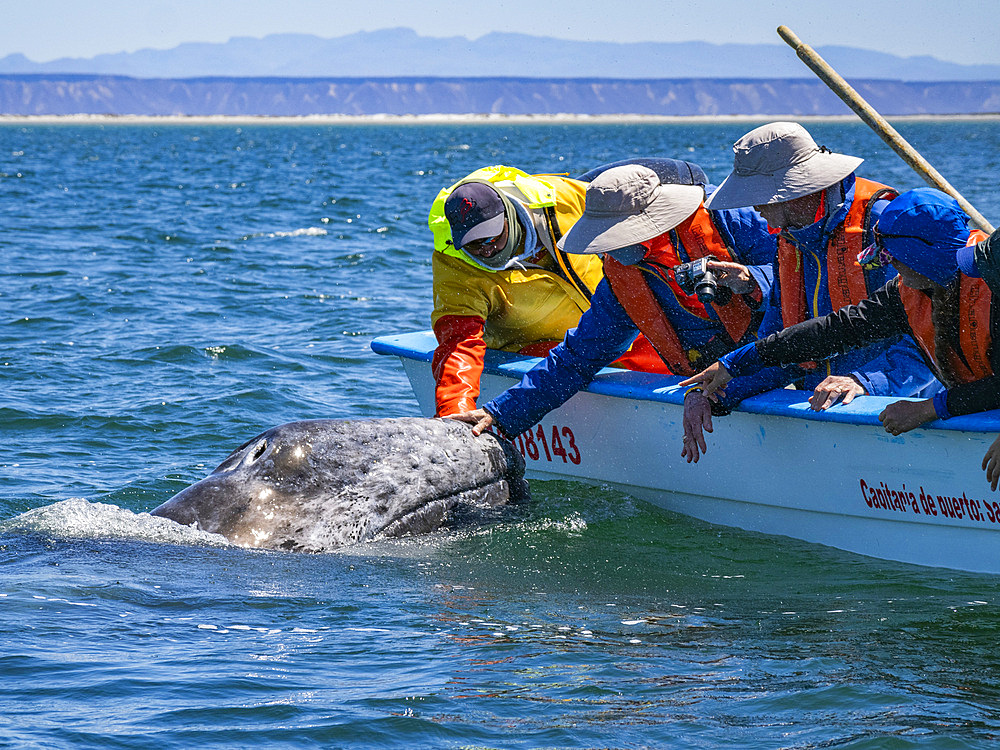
875, 188, 970, 287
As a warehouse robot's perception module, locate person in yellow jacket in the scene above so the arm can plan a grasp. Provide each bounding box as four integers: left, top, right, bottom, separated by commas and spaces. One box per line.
429, 162, 685, 416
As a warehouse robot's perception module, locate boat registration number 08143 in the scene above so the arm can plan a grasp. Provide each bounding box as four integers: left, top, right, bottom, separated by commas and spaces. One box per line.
512, 424, 581, 465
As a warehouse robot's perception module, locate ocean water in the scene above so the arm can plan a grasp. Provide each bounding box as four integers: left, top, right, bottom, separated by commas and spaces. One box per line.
4, 119, 1000, 749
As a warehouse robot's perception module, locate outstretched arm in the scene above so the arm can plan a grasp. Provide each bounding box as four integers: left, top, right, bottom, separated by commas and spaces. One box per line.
476, 280, 640, 438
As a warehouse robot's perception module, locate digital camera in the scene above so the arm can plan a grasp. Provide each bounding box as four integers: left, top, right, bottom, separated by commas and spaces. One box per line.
672, 255, 719, 304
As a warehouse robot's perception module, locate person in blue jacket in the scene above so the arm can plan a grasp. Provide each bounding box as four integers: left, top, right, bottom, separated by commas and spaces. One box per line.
680, 122, 941, 462
448, 163, 776, 439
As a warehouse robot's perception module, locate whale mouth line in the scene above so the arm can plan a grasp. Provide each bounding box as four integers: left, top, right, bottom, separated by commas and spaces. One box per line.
379, 498, 453, 540
378, 478, 512, 540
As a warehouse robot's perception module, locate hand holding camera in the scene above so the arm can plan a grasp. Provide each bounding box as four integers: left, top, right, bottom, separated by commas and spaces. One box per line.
672, 255, 757, 303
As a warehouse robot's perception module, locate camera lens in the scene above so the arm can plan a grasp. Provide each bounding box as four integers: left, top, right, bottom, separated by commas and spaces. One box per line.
694, 272, 717, 304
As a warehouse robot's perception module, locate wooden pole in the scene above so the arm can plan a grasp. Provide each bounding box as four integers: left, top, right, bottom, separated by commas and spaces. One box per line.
777, 25, 994, 233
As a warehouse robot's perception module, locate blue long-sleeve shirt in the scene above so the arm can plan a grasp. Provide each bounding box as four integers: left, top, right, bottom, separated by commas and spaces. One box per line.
484, 201, 777, 437
718, 174, 941, 406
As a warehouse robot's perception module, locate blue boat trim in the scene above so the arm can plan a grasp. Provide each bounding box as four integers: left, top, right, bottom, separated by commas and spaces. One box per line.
371, 332, 1000, 432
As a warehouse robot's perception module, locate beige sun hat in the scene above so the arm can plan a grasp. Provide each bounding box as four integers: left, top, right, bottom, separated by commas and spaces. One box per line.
557, 164, 704, 255
705, 122, 864, 210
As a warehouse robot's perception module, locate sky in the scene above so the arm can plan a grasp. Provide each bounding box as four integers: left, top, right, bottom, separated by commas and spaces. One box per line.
5, 0, 999, 66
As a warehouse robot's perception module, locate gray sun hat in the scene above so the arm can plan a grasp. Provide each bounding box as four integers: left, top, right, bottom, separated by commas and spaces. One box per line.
705, 122, 864, 210
557, 164, 704, 255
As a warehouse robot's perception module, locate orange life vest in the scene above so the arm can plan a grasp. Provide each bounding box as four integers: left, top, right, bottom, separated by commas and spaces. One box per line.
778, 178, 897, 327
603, 204, 758, 376
898, 230, 994, 385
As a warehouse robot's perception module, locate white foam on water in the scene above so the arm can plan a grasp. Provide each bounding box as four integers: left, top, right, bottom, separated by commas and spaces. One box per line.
268, 227, 328, 238
512, 512, 589, 536
2, 497, 230, 548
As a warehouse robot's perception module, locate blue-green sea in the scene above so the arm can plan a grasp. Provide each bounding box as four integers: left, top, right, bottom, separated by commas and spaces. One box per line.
4, 119, 1000, 749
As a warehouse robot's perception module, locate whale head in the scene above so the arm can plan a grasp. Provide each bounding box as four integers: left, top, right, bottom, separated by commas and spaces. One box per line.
151, 418, 528, 551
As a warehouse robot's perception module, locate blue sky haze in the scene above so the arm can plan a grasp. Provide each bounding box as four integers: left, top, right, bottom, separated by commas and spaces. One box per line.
5, 0, 997, 67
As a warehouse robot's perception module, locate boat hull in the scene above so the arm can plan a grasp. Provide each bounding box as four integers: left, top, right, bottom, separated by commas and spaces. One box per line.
373, 331, 1000, 574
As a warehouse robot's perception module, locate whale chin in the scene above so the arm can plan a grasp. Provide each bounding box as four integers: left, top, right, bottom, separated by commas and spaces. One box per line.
151, 417, 528, 552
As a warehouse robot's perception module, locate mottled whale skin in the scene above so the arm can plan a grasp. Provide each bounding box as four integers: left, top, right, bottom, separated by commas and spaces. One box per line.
151, 417, 528, 552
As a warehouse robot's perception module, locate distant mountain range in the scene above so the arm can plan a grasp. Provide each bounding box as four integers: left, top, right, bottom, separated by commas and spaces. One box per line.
3, 75, 999, 117
2, 28, 999, 81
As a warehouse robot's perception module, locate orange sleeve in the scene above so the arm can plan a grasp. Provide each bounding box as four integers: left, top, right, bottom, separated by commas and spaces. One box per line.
432, 315, 487, 416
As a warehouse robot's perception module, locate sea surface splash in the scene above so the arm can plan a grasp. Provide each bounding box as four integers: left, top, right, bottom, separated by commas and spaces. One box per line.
2, 497, 230, 547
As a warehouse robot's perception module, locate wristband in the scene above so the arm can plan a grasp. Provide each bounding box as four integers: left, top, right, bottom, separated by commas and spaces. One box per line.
684, 386, 704, 398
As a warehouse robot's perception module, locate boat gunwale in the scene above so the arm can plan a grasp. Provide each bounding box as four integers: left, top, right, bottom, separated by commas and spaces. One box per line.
371, 331, 1000, 433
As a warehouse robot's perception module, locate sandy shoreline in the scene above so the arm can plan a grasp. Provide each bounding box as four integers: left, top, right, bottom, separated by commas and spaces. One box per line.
2, 112, 999, 125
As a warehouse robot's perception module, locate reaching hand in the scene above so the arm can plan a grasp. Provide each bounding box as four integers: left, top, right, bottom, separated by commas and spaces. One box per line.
679, 361, 732, 401
878, 399, 937, 436
447, 408, 494, 437
681, 390, 714, 463
707, 260, 756, 294
983, 435, 1000, 491
808, 375, 865, 411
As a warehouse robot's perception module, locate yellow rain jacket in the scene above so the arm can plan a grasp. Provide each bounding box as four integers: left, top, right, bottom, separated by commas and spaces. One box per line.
429, 166, 605, 415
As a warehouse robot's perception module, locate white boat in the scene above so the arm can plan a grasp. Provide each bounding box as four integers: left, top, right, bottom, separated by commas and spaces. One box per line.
372, 331, 1000, 574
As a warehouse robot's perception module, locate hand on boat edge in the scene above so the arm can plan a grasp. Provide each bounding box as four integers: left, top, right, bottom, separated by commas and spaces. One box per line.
447, 408, 494, 437
679, 361, 732, 401
808, 375, 865, 411
877, 398, 936, 436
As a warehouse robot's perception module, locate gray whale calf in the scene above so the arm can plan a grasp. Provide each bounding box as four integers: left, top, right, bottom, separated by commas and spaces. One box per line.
151, 417, 528, 552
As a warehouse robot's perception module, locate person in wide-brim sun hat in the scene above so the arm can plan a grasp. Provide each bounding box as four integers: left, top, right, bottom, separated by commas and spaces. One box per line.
705, 121, 863, 210
681, 188, 1000, 480
446, 162, 779, 441
675, 121, 940, 466
557, 164, 704, 264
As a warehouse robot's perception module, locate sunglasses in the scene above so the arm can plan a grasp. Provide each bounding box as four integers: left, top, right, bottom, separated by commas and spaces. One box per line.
466, 233, 500, 248
461, 230, 505, 256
